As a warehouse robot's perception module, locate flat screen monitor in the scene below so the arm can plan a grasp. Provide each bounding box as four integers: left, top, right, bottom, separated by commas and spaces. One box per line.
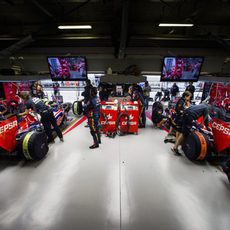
161, 56, 204, 82
47, 56, 87, 81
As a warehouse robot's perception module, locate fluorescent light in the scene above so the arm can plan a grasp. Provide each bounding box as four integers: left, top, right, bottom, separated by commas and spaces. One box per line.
58, 25, 92, 29
159, 23, 194, 27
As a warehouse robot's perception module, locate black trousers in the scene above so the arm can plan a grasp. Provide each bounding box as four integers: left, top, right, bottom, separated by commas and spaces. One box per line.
88, 114, 100, 145
182, 113, 194, 136
41, 110, 63, 142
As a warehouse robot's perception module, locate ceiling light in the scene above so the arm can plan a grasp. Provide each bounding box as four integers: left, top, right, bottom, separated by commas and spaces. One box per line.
58, 25, 92, 29
158, 23, 194, 27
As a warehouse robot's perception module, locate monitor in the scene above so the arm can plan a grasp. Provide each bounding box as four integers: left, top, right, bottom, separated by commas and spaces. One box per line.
47, 56, 87, 81
161, 56, 204, 82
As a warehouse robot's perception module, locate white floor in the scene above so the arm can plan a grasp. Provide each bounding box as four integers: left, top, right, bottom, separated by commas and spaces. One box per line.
0, 119, 229, 230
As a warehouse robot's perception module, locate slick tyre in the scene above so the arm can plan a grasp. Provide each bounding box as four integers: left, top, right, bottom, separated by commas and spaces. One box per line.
182, 131, 212, 161
17, 129, 49, 160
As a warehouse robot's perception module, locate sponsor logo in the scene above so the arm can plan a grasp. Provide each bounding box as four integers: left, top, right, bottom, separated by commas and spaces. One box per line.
0, 121, 18, 134
122, 121, 137, 126
129, 115, 134, 120
101, 121, 115, 125
107, 114, 113, 120
212, 122, 230, 136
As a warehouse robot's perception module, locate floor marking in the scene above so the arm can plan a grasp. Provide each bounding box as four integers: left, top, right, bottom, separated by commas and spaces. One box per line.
63, 116, 87, 135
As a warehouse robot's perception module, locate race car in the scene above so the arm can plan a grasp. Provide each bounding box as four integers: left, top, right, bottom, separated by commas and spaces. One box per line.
0, 99, 70, 160
182, 113, 230, 162
0, 113, 48, 160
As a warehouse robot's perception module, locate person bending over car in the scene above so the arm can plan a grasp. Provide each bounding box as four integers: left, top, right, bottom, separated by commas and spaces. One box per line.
171, 102, 210, 155
18, 92, 63, 144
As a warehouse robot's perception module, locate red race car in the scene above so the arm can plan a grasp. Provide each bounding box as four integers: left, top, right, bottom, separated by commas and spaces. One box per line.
0, 113, 49, 160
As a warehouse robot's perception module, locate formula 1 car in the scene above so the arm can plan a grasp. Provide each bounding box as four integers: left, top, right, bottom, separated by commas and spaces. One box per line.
0, 100, 70, 160
0, 113, 48, 160
182, 116, 230, 162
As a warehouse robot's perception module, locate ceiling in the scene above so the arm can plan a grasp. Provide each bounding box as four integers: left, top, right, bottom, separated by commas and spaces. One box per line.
0, 0, 229, 59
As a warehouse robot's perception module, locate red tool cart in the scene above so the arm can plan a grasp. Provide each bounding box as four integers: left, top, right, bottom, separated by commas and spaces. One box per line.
118, 101, 139, 135
100, 101, 119, 134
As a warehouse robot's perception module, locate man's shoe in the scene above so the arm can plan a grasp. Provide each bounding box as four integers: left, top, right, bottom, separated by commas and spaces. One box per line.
84, 124, 89, 128
60, 137, 64, 142
89, 144, 99, 149
48, 140, 55, 144
171, 147, 181, 156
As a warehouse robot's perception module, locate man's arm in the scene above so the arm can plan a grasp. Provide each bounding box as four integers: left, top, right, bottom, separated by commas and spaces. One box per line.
18, 109, 29, 117
0, 106, 7, 116
18, 100, 32, 117
203, 107, 210, 129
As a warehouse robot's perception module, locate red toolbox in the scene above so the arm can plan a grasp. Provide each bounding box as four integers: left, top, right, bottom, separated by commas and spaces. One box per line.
100, 101, 119, 134
119, 101, 139, 134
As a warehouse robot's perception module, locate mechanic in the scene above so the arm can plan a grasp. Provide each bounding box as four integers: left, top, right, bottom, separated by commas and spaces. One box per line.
85, 87, 101, 149
99, 85, 110, 102
221, 158, 230, 184
82, 79, 93, 127
185, 82, 195, 100
170, 91, 192, 155
30, 81, 38, 97
18, 92, 64, 144
82, 79, 93, 104
172, 103, 211, 155
155, 90, 163, 102
130, 86, 146, 128
0, 102, 8, 120
143, 81, 151, 110
36, 84, 45, 99
53, 82, 60, 97
171, 83, 179, 101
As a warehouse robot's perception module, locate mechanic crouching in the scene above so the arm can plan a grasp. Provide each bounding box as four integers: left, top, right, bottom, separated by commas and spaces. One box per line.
18, 92, 64, 144
85, 87, 101, 149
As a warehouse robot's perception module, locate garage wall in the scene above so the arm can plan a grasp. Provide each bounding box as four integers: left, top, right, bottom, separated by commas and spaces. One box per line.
0, 47, 229, 74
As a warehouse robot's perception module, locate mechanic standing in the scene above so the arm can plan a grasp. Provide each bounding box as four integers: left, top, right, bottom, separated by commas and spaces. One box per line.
171, 91, 192, 155
82, 79, 93, 104
85, 87, 101, 149
18, 92, 63, 144
221, 158, 230, 184
82, 79, 93, 127
130, 86, 146, 128
143, 81, 151, 110
171, 83, 179, 101
186, 82, 195, 100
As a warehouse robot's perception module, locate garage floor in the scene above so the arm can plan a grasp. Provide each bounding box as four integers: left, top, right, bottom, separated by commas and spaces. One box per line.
0, 118, 229, 230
